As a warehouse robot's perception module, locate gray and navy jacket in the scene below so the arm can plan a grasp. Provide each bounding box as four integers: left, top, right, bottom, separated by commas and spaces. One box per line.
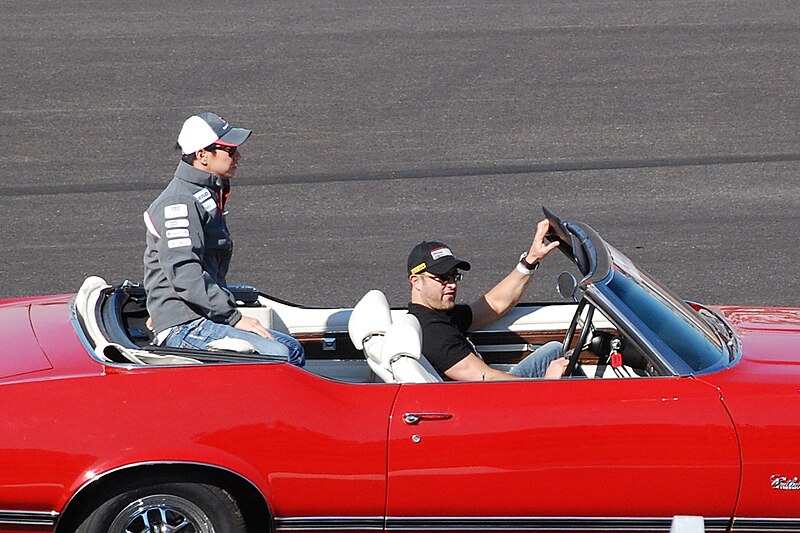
143, 161, 242, 335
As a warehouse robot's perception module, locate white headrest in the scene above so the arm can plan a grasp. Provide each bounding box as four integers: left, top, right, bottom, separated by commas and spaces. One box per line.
399, 312, 422, 338
348, 290, 393, 350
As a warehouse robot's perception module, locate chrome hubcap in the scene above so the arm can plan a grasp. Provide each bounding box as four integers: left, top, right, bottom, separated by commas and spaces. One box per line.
109, 494, 215, 533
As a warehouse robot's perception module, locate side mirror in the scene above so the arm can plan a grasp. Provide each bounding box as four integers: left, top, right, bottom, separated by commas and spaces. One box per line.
556, 271, 578, 301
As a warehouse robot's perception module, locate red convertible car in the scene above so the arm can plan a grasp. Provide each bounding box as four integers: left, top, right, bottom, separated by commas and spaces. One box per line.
1, 208, 798, 533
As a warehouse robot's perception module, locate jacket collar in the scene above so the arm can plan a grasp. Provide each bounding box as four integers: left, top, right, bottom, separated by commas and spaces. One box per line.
174, 161, 228, 191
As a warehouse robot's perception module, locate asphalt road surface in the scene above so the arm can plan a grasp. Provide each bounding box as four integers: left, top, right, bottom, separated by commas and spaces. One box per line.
1, 1, 798, 309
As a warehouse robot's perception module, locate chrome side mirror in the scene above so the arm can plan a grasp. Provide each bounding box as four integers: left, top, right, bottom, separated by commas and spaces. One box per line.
556, 271, 578, 301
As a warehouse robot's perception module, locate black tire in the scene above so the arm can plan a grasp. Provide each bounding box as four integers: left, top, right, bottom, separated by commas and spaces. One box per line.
75, 482, 246, 533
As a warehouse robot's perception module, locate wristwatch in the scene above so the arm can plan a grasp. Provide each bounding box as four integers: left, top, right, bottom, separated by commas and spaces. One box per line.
516, 252, 540, 275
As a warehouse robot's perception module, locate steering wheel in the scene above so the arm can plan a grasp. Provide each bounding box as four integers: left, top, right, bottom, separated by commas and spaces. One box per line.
562, 300, 595, 376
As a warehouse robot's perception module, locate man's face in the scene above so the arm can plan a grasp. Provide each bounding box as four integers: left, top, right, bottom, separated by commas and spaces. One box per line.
199, 144, 240, 179
410, 268, 463, 311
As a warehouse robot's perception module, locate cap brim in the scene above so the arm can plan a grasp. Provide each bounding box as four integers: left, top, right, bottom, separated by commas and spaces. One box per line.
425, 257, 471, 275
216, 127, 252, 147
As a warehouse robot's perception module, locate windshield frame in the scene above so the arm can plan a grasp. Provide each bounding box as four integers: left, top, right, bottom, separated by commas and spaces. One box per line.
546, 210, 733, 375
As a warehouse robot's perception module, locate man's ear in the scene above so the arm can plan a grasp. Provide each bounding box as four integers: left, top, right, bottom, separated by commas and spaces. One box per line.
194, 149, 210, 167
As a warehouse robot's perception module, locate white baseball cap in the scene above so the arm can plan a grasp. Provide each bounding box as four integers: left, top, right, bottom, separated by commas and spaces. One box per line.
177, 112, 252, 154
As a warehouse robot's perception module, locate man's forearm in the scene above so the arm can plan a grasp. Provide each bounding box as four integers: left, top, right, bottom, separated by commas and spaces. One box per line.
470, 269, 533, 330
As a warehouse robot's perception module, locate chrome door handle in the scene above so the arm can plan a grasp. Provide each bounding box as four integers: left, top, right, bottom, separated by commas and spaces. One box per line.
403, 412, 453, 425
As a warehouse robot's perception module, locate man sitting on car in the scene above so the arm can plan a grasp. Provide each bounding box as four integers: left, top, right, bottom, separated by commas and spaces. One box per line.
407, 219, 567, 381
142, 112, 304, 365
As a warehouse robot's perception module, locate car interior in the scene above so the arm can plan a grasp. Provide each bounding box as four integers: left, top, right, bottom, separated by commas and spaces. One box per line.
74, 276, 656, 383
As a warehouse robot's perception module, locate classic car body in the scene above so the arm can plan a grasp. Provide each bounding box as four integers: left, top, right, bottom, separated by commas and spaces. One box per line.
1, 209, 799, 533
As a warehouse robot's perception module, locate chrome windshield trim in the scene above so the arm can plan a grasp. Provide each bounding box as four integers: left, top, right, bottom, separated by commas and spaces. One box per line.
584, 285, 678, 376
0, 510, 58, 526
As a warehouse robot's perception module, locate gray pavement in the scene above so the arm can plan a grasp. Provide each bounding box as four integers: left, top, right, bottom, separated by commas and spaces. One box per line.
1, 1, 798, 307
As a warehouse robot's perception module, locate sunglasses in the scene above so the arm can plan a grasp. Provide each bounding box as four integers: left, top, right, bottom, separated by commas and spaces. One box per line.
423, 272, 464, 284
208, 144, 238, 157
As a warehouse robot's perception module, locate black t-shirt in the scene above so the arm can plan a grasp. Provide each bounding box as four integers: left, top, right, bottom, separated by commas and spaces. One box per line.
408, 302, 474, 377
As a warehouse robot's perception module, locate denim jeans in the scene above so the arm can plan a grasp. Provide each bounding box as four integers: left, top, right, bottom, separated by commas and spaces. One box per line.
162, 317, 305, 367
509, 341, 563, 378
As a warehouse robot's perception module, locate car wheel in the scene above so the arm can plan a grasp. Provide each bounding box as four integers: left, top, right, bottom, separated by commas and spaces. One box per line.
75, 482, 247, 533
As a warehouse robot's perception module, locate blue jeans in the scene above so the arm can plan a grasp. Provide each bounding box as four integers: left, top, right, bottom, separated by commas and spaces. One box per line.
509, 341, 563, 378
162, 317, 305, 367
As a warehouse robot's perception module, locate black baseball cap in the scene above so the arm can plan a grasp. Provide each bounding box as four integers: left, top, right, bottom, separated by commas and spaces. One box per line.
407, 241, 471, 276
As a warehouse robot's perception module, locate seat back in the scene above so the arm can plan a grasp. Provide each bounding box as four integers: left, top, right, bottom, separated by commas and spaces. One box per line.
348, 290, 441, 383
348, 290, 394, 382
381, 313, 441, 383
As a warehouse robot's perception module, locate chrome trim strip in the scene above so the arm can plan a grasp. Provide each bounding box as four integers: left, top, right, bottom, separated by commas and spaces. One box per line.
0, 510, 58, 526
273, 516, 732, 532
732, 518, 800, 532
386, 517, 731, 531
274, 516, 384, 530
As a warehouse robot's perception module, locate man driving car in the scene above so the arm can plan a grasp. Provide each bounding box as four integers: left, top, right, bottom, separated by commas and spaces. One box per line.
407, 219, 568, 381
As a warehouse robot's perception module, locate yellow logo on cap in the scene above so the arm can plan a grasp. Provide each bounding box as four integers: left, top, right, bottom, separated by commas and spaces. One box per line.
410, 263, 427, 274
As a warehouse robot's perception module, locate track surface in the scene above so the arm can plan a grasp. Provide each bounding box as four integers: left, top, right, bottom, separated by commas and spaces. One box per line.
2, 1, 798, 308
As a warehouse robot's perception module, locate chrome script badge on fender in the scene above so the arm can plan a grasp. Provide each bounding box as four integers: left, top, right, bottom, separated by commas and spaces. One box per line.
771, 475, 800, 490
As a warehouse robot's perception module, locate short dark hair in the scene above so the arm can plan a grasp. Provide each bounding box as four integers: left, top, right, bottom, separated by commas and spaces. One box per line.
176, 142, 196, 164
177, 142, 220, 164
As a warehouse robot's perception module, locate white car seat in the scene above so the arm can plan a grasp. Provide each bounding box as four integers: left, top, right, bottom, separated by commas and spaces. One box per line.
348, 290, 395, 382
381, 313, 441, 383
348, 290, 442, 383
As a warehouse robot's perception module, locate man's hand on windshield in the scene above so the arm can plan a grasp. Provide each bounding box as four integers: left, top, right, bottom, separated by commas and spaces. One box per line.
525, 219, 560, 264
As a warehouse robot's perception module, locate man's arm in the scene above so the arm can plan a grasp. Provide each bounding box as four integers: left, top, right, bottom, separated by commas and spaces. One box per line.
445, 352, 568, 381
468, 219, 559, 331
445, 353, 519, 381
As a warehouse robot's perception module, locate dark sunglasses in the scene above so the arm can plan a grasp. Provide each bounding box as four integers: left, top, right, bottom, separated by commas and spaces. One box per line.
424, 272, 464, 284
208, 144, 238, 157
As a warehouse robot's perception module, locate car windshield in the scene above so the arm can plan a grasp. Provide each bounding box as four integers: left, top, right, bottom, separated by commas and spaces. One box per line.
602, 245, 726, 373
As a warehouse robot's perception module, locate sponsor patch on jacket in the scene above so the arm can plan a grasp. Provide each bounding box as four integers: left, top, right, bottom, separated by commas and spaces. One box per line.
167, 238, 192, 249
194, 189, 212, 203
166, 229, 190, 239
165, 218, 190, 228
201, 198, 217, 213
164, 204, 188, 219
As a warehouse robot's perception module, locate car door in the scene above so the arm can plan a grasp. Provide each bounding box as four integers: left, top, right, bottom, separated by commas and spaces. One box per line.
386, 376, 740, 532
